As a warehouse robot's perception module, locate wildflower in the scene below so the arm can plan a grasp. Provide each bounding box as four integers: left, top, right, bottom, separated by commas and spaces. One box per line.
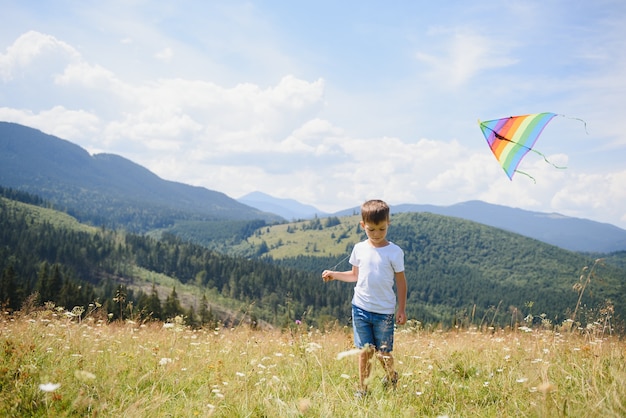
336, 348, 362, 360
39, 383, 61, 392
305, 342, 322, 353
159, 357, 173, 366
295, 320, 302, 325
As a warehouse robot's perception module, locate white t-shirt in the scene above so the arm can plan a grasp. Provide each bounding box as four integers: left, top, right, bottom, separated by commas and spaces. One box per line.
349, 240, 404, 314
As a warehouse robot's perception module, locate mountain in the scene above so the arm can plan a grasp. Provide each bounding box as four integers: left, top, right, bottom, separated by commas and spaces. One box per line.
3, 121, 624, 254
0, 122, 281, 231
237, 191, 328, 221
333, 201, 626, 253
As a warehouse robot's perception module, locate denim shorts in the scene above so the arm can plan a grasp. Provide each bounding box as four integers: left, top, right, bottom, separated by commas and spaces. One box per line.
352, 304, 395, 353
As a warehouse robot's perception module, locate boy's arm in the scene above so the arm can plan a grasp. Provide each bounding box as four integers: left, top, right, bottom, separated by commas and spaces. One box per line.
322, 266, 358, 282
395, 271, 407, 325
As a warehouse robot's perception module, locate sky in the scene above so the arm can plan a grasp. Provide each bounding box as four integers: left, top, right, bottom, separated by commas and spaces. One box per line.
1, 0, 625, 228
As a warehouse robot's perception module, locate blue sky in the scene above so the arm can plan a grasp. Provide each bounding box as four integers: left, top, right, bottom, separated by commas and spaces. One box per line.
1, 0, 625, 228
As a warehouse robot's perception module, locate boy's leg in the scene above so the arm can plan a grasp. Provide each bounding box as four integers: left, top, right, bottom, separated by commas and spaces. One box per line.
359, 345, 375, 391
377, 351, 394, 373
377, 351, 399, 389
353, 305, 378, 395
373, 312, 398, 389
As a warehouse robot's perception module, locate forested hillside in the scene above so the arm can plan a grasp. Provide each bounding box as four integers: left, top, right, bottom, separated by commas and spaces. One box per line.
1, 189, 625, 330
0, 193, 351, 328
249, 213, 626, 328
0, 122, 281, 232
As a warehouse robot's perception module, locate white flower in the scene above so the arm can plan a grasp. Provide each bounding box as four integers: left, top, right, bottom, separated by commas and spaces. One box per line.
39, 383, 61, 392
305, 342, 322, 353
336, 348, 362, 360
159, 357, 173, 365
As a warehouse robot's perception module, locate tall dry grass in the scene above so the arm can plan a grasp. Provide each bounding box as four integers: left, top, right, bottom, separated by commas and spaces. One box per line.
1, 308, 625, 417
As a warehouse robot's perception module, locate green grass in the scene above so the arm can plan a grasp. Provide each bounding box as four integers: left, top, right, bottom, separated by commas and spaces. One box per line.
1, 197, 97, 234
247, 215, 363, 259
2, 311, 625, 417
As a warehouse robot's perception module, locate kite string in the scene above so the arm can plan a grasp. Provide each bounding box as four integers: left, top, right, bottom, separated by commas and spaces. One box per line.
328, 254, 350, 271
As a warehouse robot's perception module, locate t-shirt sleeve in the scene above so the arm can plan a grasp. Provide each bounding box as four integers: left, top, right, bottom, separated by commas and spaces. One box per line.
349, 245, 358, 267
392, 247, 405, 273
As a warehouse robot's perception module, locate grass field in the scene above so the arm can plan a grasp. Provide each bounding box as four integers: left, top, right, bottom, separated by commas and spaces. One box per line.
1, 307, 625, 417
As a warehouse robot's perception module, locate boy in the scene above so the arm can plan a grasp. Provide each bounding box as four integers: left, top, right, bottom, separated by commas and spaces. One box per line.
322, 199, 407, 397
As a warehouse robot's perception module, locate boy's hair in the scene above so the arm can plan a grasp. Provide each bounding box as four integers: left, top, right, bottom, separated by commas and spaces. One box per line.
361, 199, 390, 224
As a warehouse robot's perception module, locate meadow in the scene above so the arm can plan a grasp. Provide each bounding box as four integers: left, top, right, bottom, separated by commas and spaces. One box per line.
1, 306, 625, 418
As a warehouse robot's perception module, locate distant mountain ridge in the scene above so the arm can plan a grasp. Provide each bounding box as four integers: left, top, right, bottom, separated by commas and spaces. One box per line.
239, 192, 626, 253
332, 201, 626, 253
0, 122, 280, 231
237, 191, 328, 220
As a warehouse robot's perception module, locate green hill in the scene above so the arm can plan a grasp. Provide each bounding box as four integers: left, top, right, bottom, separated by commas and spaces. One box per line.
1, 190, 624, 330
246, 213, 626, 328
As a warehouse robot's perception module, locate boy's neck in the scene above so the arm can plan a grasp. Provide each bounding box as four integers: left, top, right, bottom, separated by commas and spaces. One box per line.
368, 238, 389, 248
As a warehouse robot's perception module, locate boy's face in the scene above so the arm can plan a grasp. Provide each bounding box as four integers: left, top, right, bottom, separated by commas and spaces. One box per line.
361, 220, 389, 246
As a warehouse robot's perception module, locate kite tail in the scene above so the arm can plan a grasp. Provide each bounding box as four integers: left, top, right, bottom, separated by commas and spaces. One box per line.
557, 114, 589, 135
514, 170, 537, 184
529, 148, 567, 170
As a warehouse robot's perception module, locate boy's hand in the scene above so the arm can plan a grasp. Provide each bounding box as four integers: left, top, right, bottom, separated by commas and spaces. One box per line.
321, 270, 334, 282
396, 310, 407, 325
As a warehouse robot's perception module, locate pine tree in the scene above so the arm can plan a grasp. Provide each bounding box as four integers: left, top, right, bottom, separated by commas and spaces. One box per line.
163, 287, 183, 320
146, 282, 162, 320
0, 264, 18, 310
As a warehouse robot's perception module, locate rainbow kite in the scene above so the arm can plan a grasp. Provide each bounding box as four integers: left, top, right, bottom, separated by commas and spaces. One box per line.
478, 112, 566, 181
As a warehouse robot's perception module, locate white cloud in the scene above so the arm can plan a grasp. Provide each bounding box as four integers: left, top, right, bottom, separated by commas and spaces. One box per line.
0, 106, 100, 141
416, 29, 518, 87
0, 31, 80, 81
552, 170, 626, 224
1, 0, 625, 231
54, 61, 122, 91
